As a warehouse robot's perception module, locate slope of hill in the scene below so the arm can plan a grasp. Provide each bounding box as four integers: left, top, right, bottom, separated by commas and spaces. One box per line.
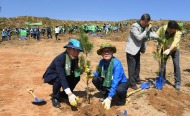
1, 16, 190, 30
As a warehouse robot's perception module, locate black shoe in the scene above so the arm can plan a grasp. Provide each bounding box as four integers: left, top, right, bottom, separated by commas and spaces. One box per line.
130, 85, 138, 90
60, 91, 68, 100
99, 91, 108, 102
52, 98, 61, 108
99, 95, 107, 102
175, 85, 180, 90
136, 80, 142, 84
116, 99, 126, 106
99, 97, 106, 102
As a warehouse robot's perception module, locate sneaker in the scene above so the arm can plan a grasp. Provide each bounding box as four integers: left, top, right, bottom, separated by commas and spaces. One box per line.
116, 99, 126, 106
175, 85, 180, 90
130, 85, 138, 90
52, 98, 61, 108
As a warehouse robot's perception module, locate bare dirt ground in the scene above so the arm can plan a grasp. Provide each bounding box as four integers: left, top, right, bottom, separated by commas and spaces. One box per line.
0, 35, 190, 116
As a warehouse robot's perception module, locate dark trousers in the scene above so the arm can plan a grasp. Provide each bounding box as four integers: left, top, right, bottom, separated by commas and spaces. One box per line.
160, 50, 181, 86
47, 32, 52, 39
42, 32, 45, 36
2, 36, 7, 41
55, 33, 59, 40
36, 34, 40, 40
127, 52, 140, 86
32, 34, 36, 39
46, 75, 80, 100
92, 76, 129, 99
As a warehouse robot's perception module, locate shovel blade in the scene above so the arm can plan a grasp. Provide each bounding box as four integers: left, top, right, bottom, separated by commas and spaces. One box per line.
155, 76, 164, 90
140, 82, 151, 89
32, 97, 46, 104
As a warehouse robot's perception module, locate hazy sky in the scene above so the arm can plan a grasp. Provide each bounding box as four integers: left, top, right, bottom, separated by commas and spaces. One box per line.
0, 0, 189, 21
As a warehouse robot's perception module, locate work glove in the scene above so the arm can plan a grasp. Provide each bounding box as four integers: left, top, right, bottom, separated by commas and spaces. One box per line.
86, 74, 93, 79
84, 66, 91, 73
163, 49, 170, 55
68, 94, 79, 107
93, 72, 99, 77
102, 97, 112, 110
145, 24, 152, 32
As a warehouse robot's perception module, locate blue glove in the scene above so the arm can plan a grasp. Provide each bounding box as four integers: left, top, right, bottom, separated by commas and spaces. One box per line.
93, 72, 99, 77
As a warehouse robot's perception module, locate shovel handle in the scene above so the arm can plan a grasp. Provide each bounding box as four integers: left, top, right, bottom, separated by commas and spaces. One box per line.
27, 90, 36, 98
127, 88, 142, 97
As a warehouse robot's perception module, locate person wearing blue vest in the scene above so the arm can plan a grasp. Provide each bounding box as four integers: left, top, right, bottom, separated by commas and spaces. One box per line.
92, 42, 129, 110
1, 29, 7, 41
43, 38, 83, 108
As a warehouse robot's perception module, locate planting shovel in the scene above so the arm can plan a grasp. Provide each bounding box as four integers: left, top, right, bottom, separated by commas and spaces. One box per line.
27, 88, 46, 105
155, 76, 164, 90
127, 82, 151, 97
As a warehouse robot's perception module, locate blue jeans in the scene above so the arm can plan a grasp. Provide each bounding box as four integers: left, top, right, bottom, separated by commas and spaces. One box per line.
160, 50, 181, 86
92, 76, 129, 99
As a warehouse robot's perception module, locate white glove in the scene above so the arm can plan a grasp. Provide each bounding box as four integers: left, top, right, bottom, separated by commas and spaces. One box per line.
163, 49, 170, 55
68, 94, 79, 106
145, 27, 150, 32
149, 31, 159, 39
145, 24, 152, 32
102, 97, 112, 110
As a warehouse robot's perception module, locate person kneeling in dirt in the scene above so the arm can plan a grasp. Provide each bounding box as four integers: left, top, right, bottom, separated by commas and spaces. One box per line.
92, 42, 129, 110
43, 38, 83, 108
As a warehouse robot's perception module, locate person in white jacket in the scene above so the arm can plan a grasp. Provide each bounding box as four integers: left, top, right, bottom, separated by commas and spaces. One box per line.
125, 13, 152, 90
55, 26, 60, 40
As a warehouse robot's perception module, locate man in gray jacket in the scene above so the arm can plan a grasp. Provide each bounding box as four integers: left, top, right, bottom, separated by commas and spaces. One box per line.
125, 14, 152, 90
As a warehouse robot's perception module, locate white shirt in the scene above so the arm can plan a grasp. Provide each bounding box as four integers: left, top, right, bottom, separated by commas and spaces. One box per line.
55, 27, 59, 33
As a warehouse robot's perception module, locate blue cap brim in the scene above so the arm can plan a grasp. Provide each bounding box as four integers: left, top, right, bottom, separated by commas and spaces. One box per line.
64, 45, 83, 52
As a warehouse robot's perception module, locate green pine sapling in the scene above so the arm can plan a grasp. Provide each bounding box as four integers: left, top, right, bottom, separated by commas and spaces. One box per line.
78, 27, 93, 104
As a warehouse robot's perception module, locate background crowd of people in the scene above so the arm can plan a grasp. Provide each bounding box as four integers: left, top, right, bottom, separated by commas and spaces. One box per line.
1, 22, 130, 41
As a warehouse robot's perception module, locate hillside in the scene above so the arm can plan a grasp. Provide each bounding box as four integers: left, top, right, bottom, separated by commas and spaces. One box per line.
1, 16, 190, 30
0, 16, 116, 29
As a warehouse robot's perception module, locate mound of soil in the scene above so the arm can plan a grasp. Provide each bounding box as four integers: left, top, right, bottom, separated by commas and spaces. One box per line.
149, 87, 190, 116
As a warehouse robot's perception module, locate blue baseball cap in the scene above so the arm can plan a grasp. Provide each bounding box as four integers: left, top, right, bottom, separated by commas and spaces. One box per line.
64, 38, 83, 52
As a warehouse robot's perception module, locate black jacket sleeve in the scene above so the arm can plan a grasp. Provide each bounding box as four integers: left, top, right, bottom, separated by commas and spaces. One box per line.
54, 53, 70, 90
43, 52, 70, 90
